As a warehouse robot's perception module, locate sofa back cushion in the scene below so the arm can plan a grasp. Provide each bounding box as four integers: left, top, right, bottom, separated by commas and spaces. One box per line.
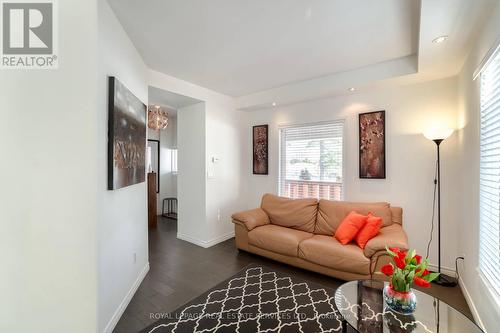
315, 200, 392, 235
260, 194, 318, 233
390, 207, 403, 225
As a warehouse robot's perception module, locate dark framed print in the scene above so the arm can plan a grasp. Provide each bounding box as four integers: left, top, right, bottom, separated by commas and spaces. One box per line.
359, 111, 386, 179
253, 125, 269, 175
108, 77, 147, 190
147, 139, 160, 193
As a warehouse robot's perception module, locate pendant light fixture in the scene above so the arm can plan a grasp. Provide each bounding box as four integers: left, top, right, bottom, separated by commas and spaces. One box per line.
148, 105, 169, 131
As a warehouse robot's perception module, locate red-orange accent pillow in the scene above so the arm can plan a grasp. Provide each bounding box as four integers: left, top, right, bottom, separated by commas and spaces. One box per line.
334, 211, 368, 245
355, 213, 382, 249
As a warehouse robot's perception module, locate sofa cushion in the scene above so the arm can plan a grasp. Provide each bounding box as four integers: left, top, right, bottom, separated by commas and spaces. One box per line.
363, 223, 408, 258
315, 200, 392, 235
248, 224, 313, 257
334, 211, 368, 245
260, 193, 318, 233
232, 208, 270, 231
355, 213, 382, 249
390, 207, 403, 225
298, 235, 370, 275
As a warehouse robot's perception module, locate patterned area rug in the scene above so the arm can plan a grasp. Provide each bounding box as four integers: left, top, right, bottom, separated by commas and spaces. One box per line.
142, 265, 343, 333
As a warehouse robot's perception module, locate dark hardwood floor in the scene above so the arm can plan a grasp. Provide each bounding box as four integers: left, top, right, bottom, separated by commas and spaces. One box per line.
114, 216, 473, 332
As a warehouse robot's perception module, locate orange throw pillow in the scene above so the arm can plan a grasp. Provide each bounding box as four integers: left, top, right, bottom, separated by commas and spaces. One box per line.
355, 213, 382, 249
334, 211, 368, 245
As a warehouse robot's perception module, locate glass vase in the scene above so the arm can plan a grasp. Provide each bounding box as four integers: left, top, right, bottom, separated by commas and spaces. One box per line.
383, 284, 417, 315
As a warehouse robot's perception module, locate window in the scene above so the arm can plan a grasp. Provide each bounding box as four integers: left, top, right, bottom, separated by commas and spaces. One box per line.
479, 47, 500, 298
171, 149, 178, 174
279, 121, 344, 200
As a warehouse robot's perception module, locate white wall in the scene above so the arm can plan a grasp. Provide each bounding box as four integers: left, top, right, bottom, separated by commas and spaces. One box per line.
0, 0, 99, 332
456, 3, 500, 332
148, 117, 178, 215
242, 77, 460, 272
177, 103, 208, 241
0, 1, 150, 331
205, 98, 247, 243
97, 1, 149, 332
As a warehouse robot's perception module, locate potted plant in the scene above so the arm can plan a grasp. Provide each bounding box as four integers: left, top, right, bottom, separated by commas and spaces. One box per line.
380, 247, 440, 314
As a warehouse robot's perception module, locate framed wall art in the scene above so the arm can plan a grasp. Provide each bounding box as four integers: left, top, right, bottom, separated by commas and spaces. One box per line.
108, 77, 147, 190
359, 111, 386, 179
253, 125, 269, 175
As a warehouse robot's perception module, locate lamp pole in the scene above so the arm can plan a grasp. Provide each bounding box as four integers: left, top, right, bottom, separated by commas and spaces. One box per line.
432, 139, 457, 287
434, 139, 443, 275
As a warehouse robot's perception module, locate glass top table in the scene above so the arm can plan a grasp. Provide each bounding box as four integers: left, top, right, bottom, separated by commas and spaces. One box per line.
334, 280, 483, 333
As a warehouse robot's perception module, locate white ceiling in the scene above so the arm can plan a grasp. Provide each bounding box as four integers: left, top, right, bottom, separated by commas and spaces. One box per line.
109, 0, 497, 110
108, 0, 419, 97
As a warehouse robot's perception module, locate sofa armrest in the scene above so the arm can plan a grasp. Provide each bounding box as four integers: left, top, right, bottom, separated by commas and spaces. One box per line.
364, 224, 408, 258
231, 208, 270, 231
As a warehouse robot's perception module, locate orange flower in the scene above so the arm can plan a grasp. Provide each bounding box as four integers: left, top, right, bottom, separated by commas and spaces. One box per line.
381, 264, 394, 276
389, 247, 400, 253
416, 268, 430, 276
414, 276, 430, 288
394, 256, 406, 269
414, 255, 422, 264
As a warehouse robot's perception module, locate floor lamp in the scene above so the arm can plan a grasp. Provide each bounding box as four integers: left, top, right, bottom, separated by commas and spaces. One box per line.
423, 128, 458, 287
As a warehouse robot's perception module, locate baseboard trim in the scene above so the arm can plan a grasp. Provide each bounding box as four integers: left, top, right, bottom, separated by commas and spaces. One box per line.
102, 262, 150, 333
458, 277, 486, 331
177, 231, 235, 248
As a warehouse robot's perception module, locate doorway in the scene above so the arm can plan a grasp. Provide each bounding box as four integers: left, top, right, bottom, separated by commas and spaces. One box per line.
146, 86, 202, 233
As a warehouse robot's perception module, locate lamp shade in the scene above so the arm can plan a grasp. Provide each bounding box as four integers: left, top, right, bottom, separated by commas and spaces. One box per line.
423, 128, 454, 141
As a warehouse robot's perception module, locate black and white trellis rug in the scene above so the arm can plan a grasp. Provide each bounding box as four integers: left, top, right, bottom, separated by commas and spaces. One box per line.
142, 265, 343, 333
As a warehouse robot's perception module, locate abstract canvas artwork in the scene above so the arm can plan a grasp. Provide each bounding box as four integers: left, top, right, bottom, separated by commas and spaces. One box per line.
253, 125, 268, 175
108, 77, 147, 190
359, 111, 386, 179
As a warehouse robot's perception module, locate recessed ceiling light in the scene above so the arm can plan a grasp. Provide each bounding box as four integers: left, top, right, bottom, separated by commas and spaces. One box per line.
272, 102, 277, 107
432, 35, 448, 44
348, 87, 355, 92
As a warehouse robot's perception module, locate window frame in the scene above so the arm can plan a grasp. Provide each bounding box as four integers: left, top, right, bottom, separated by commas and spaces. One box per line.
278, 119, 346, 200
478, 44, 500, 305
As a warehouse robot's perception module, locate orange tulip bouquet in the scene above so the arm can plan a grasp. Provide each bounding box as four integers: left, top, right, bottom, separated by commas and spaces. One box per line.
380, 247, 440, 314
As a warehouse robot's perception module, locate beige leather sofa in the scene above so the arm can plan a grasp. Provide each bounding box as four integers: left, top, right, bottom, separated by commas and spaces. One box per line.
232, 194, 408, 281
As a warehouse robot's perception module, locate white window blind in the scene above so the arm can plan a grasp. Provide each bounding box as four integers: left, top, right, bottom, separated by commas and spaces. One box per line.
279, 121, 344, 200
479, 47, 500, 298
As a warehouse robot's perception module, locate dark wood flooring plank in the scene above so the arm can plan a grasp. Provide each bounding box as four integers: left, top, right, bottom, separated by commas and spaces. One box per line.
114, 216, 473, 332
